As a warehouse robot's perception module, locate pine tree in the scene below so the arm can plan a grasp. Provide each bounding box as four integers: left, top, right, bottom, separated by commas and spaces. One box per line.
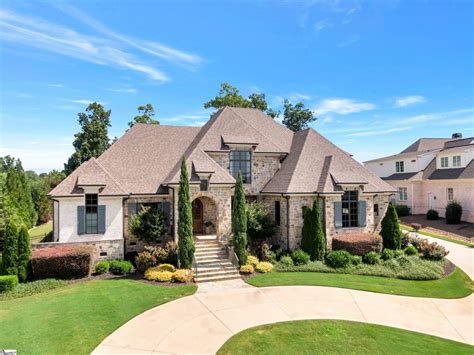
301, 200, 326, 261
17, 225, 32, 282
380, 203, 402, 249
3, 219, 19, 275
177, 158, 195, 268
232, 173, 248, 265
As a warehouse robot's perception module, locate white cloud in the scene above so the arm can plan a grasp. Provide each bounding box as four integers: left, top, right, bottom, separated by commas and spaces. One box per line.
64, 99, 105, 105
400, 108, 473, 124
48, 83, 64, 88
161, 114, 210, 123
347, 127, 412, 137
314, 19, 332, 31
313, 98, 375, 115
110, 88, 137, 93
394, 95, 426, 107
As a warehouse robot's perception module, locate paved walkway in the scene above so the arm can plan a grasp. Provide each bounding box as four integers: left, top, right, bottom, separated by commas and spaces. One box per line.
94, 237, 474, 354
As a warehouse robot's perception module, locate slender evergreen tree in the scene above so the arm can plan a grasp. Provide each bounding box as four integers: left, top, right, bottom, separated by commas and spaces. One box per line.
17, 225, 32, 282
380, 203, 402, 249
312, 200, 326, 260
301, 200, 326, 261
3, 219, 19, 275
177, 158, 195, 268
232, 173, 248, 265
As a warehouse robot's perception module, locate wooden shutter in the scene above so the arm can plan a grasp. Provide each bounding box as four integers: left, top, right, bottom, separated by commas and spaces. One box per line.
77, 206, 85, 235
358, 201, 367, 227
98, 205, 106, 233
334, 201, 342, 228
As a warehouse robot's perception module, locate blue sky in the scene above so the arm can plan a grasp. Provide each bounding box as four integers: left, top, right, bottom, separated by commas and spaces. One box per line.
0, 0, 473, 172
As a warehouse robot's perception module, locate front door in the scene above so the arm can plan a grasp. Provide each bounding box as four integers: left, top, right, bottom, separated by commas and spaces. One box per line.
192, 199, 203, 234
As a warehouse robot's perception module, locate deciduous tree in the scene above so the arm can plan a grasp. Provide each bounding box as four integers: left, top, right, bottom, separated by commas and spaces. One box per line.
128, 104, 160, 127
282, 99, 316, 132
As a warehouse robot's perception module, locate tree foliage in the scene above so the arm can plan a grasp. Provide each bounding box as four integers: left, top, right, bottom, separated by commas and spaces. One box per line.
177, 158, 195, 268
246, 201, 276, 240
204, 83, 279, 118
232, 173, 248, 265
129, 207, 167, 243
17, 225, 31, 282
282, 99, 316, 132
3, 219, 19, 275
27, 170, 65, 224
380, 203, 402, 250
300, 200, 326, 261
128, 104, 160, 127
64, 103, 112, 175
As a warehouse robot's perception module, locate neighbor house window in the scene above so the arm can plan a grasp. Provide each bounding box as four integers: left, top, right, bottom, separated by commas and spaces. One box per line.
230, 150, 251, 183
274, 201, 281, 226
398, 187, 407, 201
374, 203, 379, 217
342, 190, 358, 228
453, 156, 461, 167
85, 194, 98, 234
395, 161, 404, 173
447, 188, 454, 201
440, 157, 449, 168
200, 179, 209, 191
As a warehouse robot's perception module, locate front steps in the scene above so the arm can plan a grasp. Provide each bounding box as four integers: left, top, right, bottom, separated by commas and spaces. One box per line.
194, 239, 241, 283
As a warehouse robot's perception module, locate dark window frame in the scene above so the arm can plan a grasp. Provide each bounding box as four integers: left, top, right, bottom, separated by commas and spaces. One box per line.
275, 201, 281, 226
230, 150, 252, 183
200, 179, 209, 191
341, 190, 358, 228
85, 193, 98, 234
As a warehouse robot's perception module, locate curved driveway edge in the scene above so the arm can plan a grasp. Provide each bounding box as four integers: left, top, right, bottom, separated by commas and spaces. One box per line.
93, 284, 473, 354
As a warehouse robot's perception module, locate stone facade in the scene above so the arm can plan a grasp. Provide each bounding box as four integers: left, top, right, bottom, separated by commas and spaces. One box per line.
32, 238, 124, 261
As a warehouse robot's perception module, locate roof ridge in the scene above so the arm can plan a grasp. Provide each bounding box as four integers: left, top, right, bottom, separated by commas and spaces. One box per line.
228, 107, 292, 153
92, 158, 128, 194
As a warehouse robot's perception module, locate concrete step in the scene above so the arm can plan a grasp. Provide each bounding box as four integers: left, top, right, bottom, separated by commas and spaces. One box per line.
196, 261, 234, 269
194, 273, 242, 283
197, 265, 238, 274
195, 256, 228, 263
195, 248, 225, 254
195, 251, 227, 258
196, 268, 240, 277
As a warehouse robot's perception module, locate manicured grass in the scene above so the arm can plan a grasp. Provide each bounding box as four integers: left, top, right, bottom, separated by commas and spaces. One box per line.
28, 221, 53, 243
0, 279, 197, 354
401, 224, 474, 248
217, 320, 473, 354
247, 267, 473, 298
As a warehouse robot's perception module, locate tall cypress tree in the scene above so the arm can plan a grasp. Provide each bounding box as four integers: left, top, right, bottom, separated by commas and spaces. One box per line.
3, 219, 19, 276
380, 203, 402, 250
17, 225, 32, 282
232, 173, 247, 265
177, 158, 195, 268
313, 200, 326, 260
301, 200, 326, 261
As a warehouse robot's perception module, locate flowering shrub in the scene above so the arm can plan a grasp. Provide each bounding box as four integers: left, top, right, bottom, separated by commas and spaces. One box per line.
172, 269, 194, 283
332, 233, 383, 256
156, 263, 176, 272
255, 262, 273, 273
247, 255, 259, 267
135, 251, 156, 273
239, 264, 254, 274
31, 245, 94, 279
419, 240, 448, 260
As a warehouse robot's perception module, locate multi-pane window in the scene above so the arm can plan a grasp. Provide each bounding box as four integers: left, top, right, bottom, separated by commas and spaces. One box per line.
342, 190, 358, 228
200, 179, 209, 191
395, 161, 404, 173
447, 188, 454, 201
230, 151, 251, 183
440, 157, 449, 168
398, 187, 408, 201
453, 156, 461, 167
85, 194, 98, 234
274, 201, 281, 226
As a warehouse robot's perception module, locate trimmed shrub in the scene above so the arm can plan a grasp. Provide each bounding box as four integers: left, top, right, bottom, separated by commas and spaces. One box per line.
247, 255, 259, 267
279, 255, 294, 267
446, 202, 462, 224
109, 260, 134, 275
351, 255, 362, 266
332, 233, 383, 256
419, 240, 448, 260
395, 204, 411, 217
380, 203, 402, 250
291, 249, 310, 266
325, 250, 352, 268
144, 268, 173, 282
135, 251, 156, 273
17, 225, 32, 282
156, 263, 176, 272
31, 245, 94, 279
239, 264, 255, 274
404, 246, 418, 256
94, 261, 110, 274
172, 269, 194, 283
426, 209, 439, 220
255, 262, 273, 273
0, 275, 18, 292
381, 249, 394, 261
3, 219, 19, 276
363, 251, 380, 265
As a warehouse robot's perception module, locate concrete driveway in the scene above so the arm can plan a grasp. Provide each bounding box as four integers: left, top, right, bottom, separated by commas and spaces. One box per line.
93, 237, 474, 354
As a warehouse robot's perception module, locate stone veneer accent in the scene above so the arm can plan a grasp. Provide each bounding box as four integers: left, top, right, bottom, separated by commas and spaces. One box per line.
32, 239, 124, 261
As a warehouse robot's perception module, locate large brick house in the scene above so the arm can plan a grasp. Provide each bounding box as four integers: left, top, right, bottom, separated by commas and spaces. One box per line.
49, 107, 395, 260
364, 135, 474, 222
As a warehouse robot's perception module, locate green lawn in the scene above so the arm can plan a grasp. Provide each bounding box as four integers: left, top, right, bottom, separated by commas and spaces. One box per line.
247, 267, 472, 298
0, 279, 197, 354
401, 224, 474, 248
28, 221, 53, 243
217, 320, 473, 354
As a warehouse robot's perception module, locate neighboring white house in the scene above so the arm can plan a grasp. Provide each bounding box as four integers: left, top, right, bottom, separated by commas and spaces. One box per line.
364, 134, 474, 223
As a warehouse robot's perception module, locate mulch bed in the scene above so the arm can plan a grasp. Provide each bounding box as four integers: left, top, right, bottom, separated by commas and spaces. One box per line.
443, 260, 456, 278
400, 215, 474, 241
